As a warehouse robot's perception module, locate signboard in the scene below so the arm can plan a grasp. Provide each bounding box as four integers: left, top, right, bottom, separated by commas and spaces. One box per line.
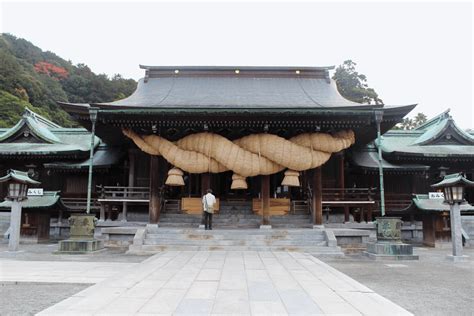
429, 192, 444, 199
27, 188, 44, 196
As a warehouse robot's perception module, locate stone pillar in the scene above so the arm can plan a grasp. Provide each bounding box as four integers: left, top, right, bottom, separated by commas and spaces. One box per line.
121, 201, 128, 222
8, 200, 21, 252
313, 168, 323, 225
261, 175, 270, 226
149, 155, 161, 224
450, 203, 464, 257
99, 205, 106, 221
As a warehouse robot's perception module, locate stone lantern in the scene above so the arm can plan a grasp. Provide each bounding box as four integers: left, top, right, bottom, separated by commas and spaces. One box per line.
432, 173, 474, 261
0, 169, 40, 251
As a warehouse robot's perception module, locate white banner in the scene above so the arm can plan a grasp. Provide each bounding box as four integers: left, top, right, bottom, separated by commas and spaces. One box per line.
429, 192, 444, 199
27, 188, 44, 196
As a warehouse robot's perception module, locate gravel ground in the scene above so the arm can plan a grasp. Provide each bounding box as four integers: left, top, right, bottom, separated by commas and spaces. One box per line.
0, 282, 90, 316
320, 247, 474, 316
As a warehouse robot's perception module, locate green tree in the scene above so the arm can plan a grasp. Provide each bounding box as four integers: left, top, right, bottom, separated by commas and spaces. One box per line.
393, 112, 428, 130
0, 33, 137, 127
332, 60, 383, 104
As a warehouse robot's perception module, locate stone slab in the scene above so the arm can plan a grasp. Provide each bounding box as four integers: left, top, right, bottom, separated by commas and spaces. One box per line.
37, 251, 413, 315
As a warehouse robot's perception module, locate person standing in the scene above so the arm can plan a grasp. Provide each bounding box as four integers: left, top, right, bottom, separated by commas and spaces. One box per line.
202, 189, 216, 230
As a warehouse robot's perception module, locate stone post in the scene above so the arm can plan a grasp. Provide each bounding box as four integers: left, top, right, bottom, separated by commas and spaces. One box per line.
8, 200, 21, 252
450, 203, 463, 257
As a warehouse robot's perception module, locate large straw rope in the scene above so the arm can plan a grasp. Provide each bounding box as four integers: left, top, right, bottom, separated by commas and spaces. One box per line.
122, 129, 355, 177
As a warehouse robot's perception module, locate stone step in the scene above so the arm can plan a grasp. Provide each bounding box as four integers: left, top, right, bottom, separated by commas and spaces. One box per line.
145, 233, 326, 240
146, 228, 324, 235
138, 244, 340, 253
144, 239, 327, 247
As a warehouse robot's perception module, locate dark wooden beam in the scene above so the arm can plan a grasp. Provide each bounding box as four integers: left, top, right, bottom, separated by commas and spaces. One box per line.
149, 155, 161, 223
261, 175, 270, 225
201, 173, 211, 196
313, 168, 323, 225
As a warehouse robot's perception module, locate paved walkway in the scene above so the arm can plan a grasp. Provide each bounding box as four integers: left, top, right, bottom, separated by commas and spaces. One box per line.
0, 260, 137, 284
37, 251, 412, 315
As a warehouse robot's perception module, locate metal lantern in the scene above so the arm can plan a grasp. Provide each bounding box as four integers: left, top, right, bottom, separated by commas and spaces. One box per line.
432, 173, 474, 205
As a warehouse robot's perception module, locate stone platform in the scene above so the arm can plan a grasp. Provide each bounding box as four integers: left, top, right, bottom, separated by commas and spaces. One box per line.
37, 250, 413, 315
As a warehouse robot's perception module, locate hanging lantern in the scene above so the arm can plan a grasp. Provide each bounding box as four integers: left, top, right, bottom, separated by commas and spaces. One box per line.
165, 168, 185, 186
281, 169, 300, 187
231, 173, 248, 190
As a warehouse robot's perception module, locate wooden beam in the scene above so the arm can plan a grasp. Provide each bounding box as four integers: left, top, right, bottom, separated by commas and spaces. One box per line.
201, 173, 211, 196
313, 168, 323, 225
128, 149, 135, 187
149, 155, 161, 223
261, 175, 270, 225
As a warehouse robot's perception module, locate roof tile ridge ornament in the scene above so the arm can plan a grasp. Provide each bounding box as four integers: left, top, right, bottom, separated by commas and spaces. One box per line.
414, 108, 451, 131
23, 107, 61, 129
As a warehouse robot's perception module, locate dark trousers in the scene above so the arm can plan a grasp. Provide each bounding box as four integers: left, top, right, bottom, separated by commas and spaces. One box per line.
204, 212, 213, 230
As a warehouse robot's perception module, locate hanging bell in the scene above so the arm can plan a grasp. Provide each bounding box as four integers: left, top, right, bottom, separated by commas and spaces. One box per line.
281, 169, 300, 187
231, 173, 248, 190
165, 167, 185, 186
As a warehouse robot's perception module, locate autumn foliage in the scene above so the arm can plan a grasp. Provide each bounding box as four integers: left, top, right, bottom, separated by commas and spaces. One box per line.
34, 61, 69, 79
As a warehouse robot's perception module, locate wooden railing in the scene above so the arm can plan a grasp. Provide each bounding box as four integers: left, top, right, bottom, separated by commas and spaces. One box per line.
322, 188, 375, 202
97, 186, 149, 201
377, 193, 413, 212
61, 198, 101, 211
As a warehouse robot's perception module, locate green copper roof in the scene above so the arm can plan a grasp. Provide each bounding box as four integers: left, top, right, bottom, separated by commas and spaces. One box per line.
0, 169, 40, 185
379, 110, 474, 158
410, 194, 474, 212
0, 109, 99, 157
0, 191, 65, 210
44, 145, 123, 170
351, 145, 429, 172
431, 173, 474, 188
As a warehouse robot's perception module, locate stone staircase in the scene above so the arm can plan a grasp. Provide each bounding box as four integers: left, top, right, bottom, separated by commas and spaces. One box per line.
159, 199, 313, 229
128, 227, 343, 257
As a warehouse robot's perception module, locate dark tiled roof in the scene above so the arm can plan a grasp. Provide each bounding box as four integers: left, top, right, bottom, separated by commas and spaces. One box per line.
92, 66, 362, 109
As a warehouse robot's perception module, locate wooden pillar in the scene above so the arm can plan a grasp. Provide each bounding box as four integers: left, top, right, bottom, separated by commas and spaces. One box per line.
128, 150, 135, 187
149, 155, 161, 224
201, 173, 211, 195
367, 205, 373, 222
338, 153, 345, 189
261, 175, 270, 225
313, 168, 323, 225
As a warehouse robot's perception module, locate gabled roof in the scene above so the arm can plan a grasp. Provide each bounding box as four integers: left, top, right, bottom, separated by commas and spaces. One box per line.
0, 108, 100, 157
379, 110, 474, 159
0, 191, 66, 210
0, 108, 61, 143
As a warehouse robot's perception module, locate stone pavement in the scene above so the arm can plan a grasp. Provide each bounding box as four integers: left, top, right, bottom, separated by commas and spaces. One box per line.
37, 251, 412, 315
0, 260, 137, 284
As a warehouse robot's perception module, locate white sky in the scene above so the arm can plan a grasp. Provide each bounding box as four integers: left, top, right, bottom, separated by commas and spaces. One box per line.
1, 1, 473, 128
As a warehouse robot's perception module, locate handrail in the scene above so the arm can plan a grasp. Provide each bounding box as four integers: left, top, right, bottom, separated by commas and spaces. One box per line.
96, 185, 150, 200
